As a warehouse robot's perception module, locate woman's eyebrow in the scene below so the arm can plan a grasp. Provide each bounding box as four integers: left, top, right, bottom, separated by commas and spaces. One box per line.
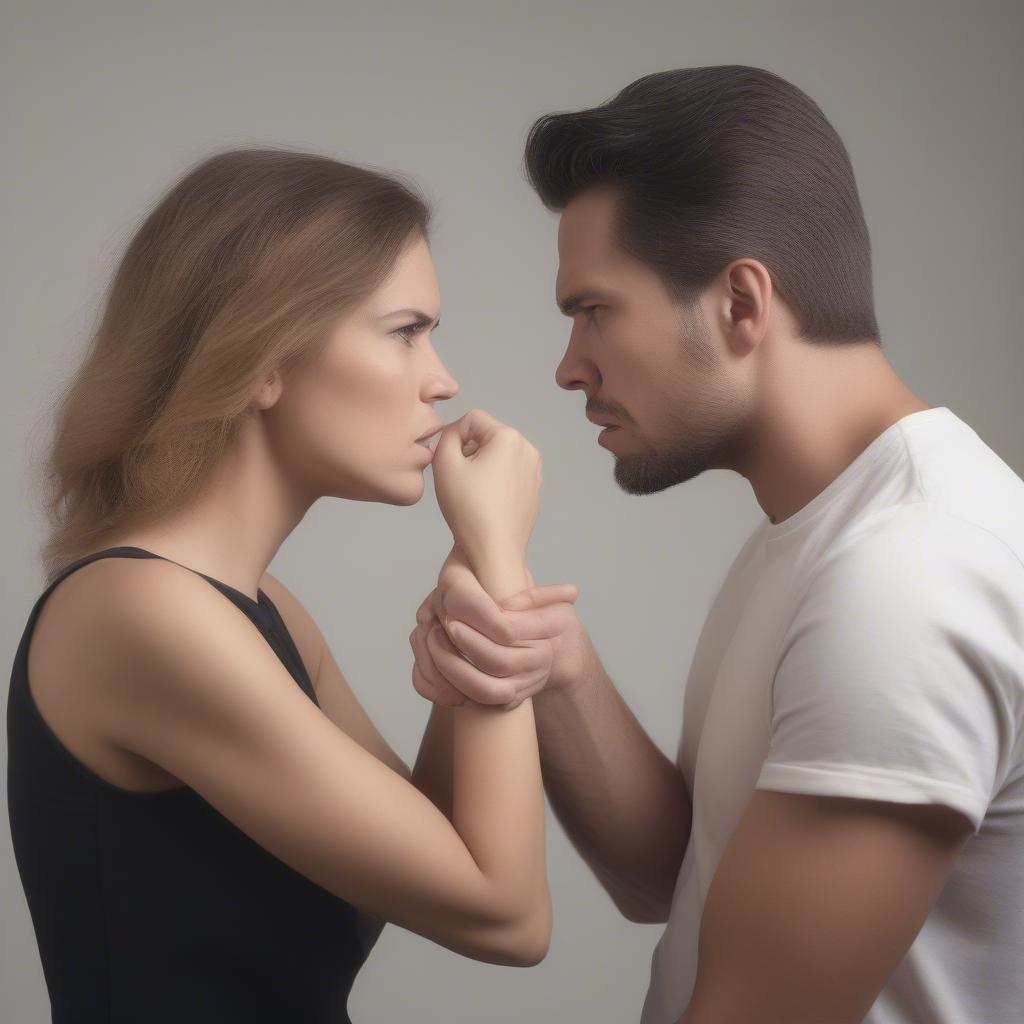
381, 308, 441, 328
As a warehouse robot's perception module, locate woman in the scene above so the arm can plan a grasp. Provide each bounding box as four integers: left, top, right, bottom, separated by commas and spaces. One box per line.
7, 147, 577, 1022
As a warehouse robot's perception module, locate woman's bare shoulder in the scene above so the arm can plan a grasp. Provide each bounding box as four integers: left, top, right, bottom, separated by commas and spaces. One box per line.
34, 554, 272, 711
41, 553, 240, 634
58, 553, 323, 684
41, 555, 319, 675
29, 554, 266, 790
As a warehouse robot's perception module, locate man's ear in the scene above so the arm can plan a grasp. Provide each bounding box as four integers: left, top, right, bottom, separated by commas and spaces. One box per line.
715, 258, 773, 356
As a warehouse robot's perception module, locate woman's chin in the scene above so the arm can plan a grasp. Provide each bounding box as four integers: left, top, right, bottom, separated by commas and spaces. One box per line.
337, 465, 427, 506
389, 472, 427, 507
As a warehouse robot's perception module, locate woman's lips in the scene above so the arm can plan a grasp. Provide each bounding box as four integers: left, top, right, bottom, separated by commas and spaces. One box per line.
415, 424, 444, 450
414, 433, 441, 461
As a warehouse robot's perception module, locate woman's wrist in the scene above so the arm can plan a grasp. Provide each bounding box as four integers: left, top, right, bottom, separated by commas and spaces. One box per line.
442, 541, 533, 603
464, 547, 530, 602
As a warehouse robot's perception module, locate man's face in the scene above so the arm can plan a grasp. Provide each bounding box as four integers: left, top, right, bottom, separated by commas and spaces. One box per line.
554, 185, 748, 494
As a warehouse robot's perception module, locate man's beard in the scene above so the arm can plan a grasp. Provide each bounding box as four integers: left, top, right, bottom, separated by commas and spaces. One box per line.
613, 320, 746, 495
612, 416, 741, 494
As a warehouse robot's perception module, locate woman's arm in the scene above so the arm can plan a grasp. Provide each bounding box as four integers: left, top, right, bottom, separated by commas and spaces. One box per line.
411, 706, 455, 818
258, 570, 412, 780
442, 551, 547, 944
89, 555, 551, 966
410, 546, 537, 818
409, 547, 467, 819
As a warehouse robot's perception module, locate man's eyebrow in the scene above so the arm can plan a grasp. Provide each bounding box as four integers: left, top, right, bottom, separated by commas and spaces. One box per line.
380, 308, 441, 328
557, 291, 606, 316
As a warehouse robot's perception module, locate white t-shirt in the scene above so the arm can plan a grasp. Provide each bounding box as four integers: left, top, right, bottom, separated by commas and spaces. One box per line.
641, 407, 1024, 1024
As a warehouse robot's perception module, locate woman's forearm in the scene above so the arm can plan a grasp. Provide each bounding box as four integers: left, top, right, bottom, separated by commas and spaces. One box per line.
410, 548, 534, 821
411, 548, 548, 940
411, 704, 455, 820
450, 551, 548, 932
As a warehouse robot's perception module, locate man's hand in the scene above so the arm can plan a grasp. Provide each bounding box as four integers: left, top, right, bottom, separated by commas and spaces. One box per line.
409, 548, 587, 709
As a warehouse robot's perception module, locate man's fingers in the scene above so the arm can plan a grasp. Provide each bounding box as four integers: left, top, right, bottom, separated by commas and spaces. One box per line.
501, 582, 579, 611
443, 619, 542, 679
493, 601, 578, 643
440, 597, 578, 654
409, 623, 465, 706
415, 585, 455, 633
411, 565, 578, 709
441, 578, 519, 646
425, 623, 522, 705
432, 568, 578, 653
412, 662, 464, 707
415, 589, 437, 628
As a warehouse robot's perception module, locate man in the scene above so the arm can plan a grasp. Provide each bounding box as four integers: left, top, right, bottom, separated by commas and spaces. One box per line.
408, 66, 1024, 1024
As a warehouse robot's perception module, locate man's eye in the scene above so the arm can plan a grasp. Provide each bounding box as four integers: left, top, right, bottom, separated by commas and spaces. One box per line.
581, 306, 600, 320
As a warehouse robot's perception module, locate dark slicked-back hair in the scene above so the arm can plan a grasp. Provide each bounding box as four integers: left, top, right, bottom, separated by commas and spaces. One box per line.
524, 65, 880, 344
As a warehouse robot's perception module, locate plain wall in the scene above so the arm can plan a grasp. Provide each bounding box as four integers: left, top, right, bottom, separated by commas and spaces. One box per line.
3, 1, 1022, 1020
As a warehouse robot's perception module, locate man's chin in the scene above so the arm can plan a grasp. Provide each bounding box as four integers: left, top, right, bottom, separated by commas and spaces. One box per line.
612, 453, 705, 495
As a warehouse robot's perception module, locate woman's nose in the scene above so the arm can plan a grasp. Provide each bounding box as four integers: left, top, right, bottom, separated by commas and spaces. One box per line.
426, 361, 459, 401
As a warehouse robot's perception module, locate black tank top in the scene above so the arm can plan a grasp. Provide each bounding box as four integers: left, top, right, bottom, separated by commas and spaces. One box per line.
7, 546, 384, 1023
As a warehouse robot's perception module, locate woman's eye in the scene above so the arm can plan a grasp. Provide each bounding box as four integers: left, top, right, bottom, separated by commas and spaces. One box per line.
393, 324, 421, 346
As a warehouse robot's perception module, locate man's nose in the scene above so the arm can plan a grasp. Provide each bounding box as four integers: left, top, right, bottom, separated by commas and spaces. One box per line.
554, 337, 594, 393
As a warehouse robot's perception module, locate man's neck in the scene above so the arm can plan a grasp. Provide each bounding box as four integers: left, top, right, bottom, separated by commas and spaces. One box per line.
740, 343, 930, 526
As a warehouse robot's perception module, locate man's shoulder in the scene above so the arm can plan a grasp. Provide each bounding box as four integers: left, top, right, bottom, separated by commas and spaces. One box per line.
807, 503, 1024, 630
902, 413, 1024, 558
836, 501, 1021, 570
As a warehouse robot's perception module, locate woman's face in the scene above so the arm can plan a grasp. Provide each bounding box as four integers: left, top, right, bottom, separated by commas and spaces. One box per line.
264, 234, 458, 506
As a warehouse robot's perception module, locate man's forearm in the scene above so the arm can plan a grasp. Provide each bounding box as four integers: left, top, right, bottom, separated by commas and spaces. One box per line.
408, 555, 688, 922
533, 636, 692, 922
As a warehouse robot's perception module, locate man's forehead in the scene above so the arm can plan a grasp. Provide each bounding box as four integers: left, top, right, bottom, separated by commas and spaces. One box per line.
555, 189, 621, 300
558, 186, 618, 249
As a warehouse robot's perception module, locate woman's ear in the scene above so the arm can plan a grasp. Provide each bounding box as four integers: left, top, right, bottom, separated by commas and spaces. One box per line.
719, 258, 772, 357
252, 371, 284, 411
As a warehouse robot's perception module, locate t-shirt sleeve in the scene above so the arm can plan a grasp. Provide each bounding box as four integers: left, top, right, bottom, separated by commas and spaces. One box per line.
756, 509, 1024, 834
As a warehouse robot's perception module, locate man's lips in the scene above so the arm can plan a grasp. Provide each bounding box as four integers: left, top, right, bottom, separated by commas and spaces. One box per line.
595, 420, 623, 450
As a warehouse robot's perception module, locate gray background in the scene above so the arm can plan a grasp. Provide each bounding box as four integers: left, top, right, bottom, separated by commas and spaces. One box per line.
3, 1, 1022, 1021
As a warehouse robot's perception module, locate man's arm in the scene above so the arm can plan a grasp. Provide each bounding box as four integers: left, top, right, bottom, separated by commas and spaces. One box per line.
408, 562, 691, 921
532, 634, 692, 923
677, 790, 972, 1024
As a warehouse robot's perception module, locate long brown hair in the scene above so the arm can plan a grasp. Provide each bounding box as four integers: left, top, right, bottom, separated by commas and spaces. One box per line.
29, 147, 431, 584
